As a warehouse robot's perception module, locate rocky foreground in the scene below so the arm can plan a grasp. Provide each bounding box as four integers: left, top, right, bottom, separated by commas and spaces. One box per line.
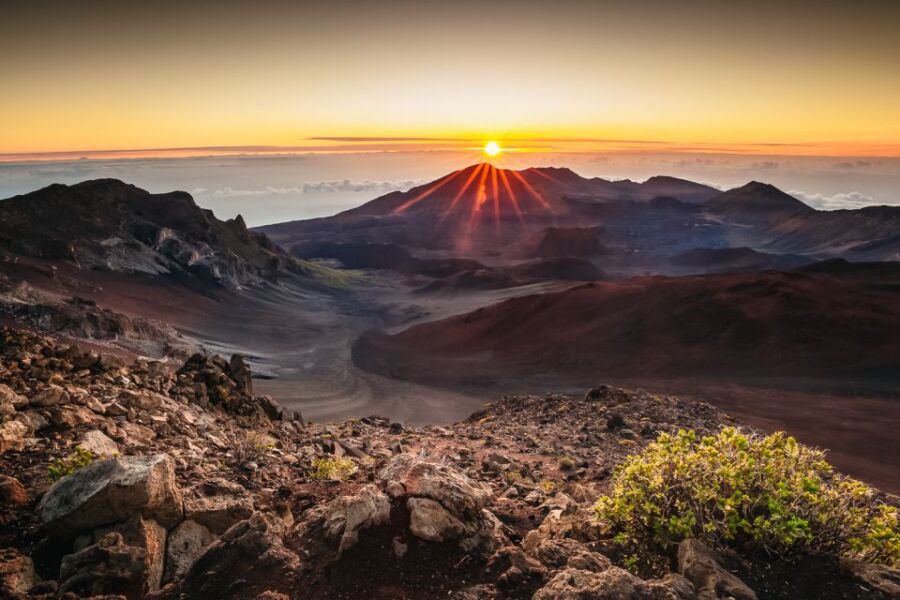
0, 327, 897, 599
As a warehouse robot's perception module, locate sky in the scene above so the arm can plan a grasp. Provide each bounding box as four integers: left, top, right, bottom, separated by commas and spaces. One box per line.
1, 0, 898, 222
2, 0, 899, 155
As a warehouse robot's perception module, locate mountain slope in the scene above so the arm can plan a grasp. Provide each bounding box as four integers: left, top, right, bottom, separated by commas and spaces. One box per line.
355, 269, 900, 382
0, 179, 295, 288
258, 166, 899, 270
705, 181, 814, 221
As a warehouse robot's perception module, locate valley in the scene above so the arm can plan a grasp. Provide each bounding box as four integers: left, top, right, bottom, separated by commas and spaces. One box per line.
1, 167, 899, 493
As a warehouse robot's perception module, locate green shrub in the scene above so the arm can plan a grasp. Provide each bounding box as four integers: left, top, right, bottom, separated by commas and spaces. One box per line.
594, 428, 899, 566
48, 447, 95, 481
310, 456, 356, 481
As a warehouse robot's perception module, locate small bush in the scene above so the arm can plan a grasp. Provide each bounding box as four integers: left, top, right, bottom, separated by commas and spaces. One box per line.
234, 430, 275, 464
48, 447, 95, 481
539, 479, 557, 493
310, 456, 356, 481
559, 456, 577, 471
594, 428, 899, 566
504, 469, 527, 485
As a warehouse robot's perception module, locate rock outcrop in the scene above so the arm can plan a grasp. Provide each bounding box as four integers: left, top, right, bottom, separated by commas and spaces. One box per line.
0, 326, 893, 599
38, 454, 183, 534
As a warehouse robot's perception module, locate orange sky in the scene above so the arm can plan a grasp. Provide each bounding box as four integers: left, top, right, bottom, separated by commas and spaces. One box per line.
2, 0, 899, 157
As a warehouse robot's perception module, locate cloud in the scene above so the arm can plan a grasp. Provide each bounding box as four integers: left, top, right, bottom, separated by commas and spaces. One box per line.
206, 179, 425, 198
832, 160, 872, 170
788, 189, 877, 210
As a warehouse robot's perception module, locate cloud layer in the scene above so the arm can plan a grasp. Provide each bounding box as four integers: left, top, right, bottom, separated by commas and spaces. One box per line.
203, 179, 424, 198
788, 190, 878, 210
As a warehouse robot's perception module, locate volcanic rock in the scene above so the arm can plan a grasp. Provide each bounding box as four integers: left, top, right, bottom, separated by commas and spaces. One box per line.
182, 478, 254, 535
0, 549, 34, 596
678, 539, 756, 600
37, 454, 183, 534
59, 532, 147, 598
163, 519, 217, 584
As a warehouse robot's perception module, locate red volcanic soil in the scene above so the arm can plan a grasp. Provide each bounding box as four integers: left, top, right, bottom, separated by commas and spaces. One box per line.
356, 270, 900, 382
355, 269, 900, 492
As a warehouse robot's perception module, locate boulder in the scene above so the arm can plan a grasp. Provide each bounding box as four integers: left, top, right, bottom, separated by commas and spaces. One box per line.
59, 532, 147, 599
229, 354, 254, 396
38, 453, 183, 534
159, 512, 300, 599
15, 410, 48, 433
78, 429, 119, 458
677, 539, 756, 600
0, 383, 27, 411
379, 454, 499, 551
528, 537, 606, 570
321, 485, 391, 553
407, 497, 467, 542
487, 545, 547, 591
29, 384, 69, 407
0, 548, 34, 596
840, 558, 900, 598
533, 566, 689, 599
47, 405, 95, 429
0, 420, 29, 453
0, 474, 29, 506
93, 515, 167, 592
163, 519, 217, 583
379, 454, 492, 519
183, 478, 254, 534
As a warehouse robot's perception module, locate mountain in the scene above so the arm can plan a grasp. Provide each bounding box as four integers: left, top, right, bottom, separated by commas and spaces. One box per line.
355, 269, 900, 384
0, 179, 353, 359
257, 165, 900, 273
704, 181, 814, 221
0, 179, 296, 288
258, 164, 722, 259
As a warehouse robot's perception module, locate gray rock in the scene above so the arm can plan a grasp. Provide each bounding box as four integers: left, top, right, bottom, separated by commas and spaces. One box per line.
164, 519, 217, 584
379, 454, 500, 551
407, 497, 467, 541
379, 453, 492, 519
38, 453, 183, 534
321, 485, 391, 553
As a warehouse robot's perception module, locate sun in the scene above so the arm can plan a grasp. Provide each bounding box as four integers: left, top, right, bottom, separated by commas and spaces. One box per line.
484, 141, 501, 157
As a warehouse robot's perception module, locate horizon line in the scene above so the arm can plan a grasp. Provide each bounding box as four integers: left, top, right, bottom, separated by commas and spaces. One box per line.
3, 138, 900, 163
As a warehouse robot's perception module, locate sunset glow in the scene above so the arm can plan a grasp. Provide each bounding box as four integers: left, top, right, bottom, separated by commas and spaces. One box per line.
1, 2, 898, 158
